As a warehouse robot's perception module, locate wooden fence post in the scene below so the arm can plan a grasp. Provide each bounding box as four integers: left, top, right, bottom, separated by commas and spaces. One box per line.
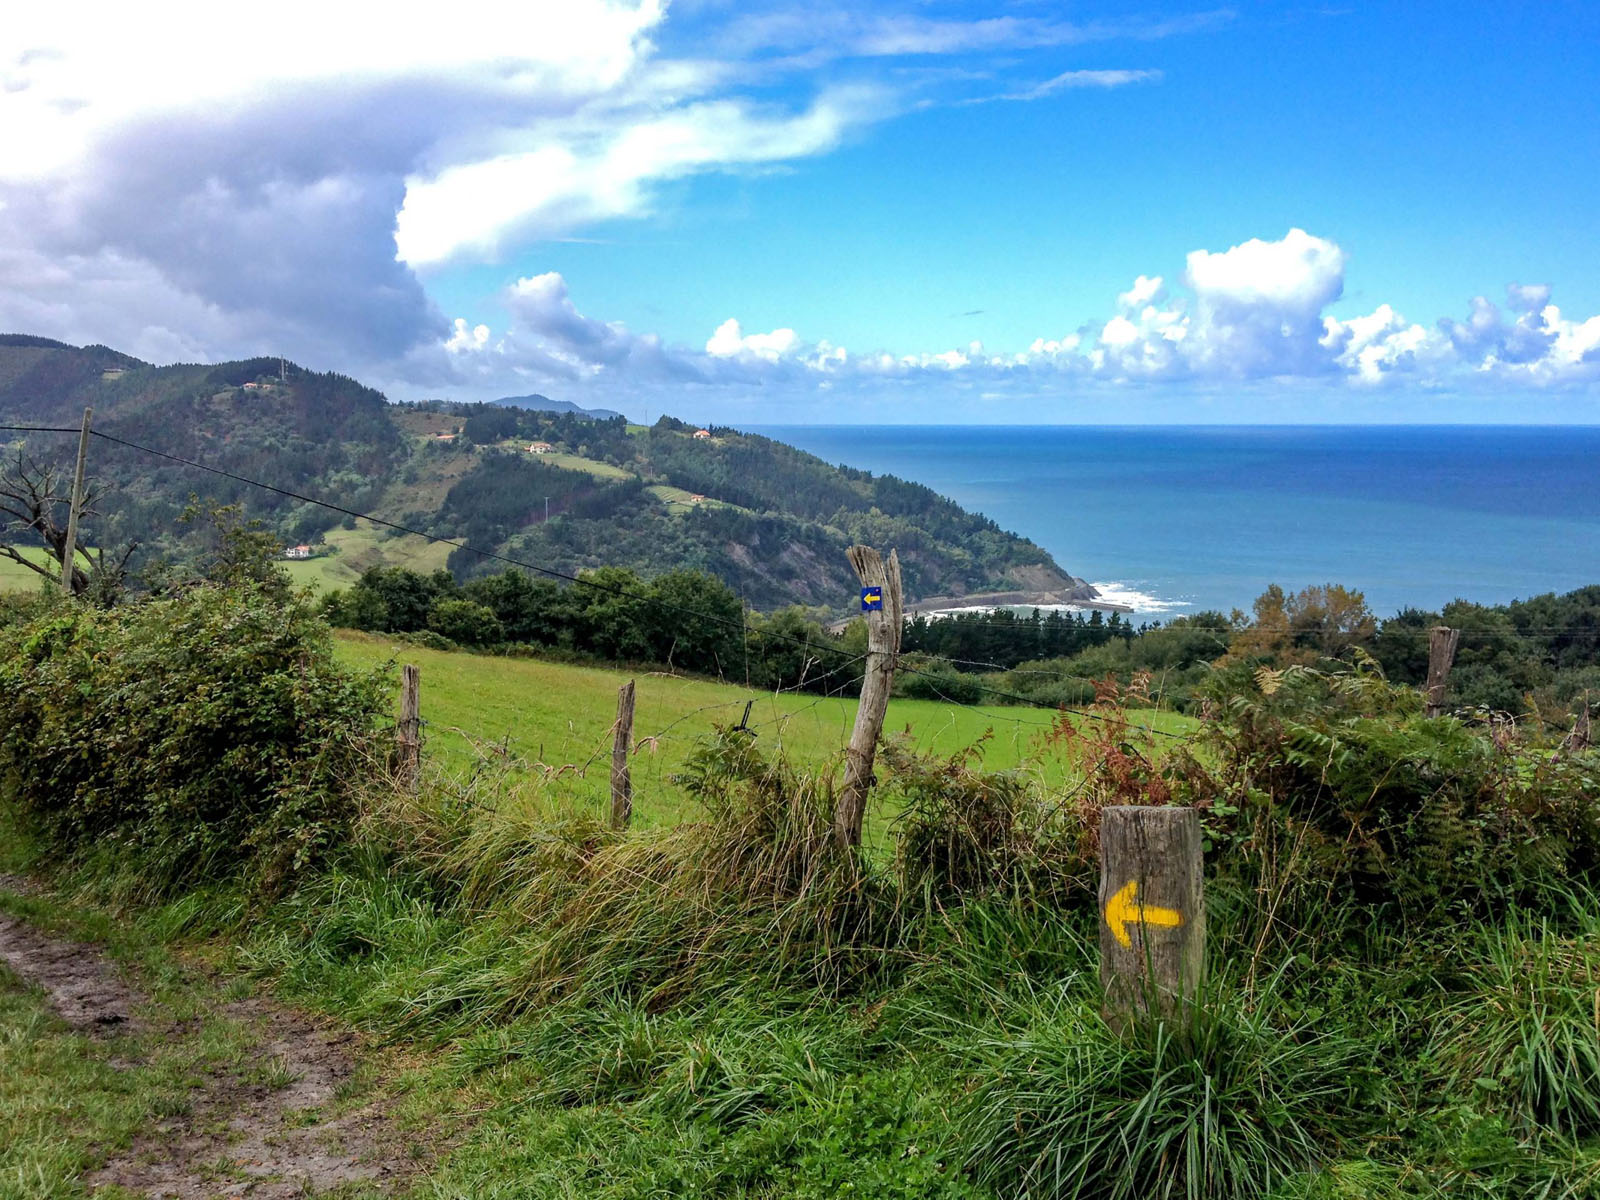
1566, 695, 1591, 754
611, 679, 635, 830
396, 664, 421, 792
836, 545, 903, 850
1424, 626, 1460, 718
1099, 806, 1205, 1028
59, 406, 92, 593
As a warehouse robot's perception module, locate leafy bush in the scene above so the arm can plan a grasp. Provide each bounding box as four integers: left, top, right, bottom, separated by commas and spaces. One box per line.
0, 589, 50, 631
428, 596, 502, 646
0, 582, 384, 890
900, 663, 986, 704
1192, 658, 1600, 922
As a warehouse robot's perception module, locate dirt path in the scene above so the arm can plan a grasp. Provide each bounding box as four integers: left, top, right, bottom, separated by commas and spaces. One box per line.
0, 908, 147, 1033
0, 877, 410, 1198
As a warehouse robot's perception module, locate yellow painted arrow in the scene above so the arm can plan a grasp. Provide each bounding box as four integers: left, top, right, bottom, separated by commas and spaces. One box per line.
1104, 879, 1183, 949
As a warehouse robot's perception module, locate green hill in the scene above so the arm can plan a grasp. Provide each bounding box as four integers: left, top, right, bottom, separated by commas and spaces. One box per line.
0, 338, 1091, 611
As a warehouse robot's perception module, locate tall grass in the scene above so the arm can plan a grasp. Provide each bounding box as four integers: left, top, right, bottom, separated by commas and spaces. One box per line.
955, 973, 1371, 1200
1431, 910, 1600, 1138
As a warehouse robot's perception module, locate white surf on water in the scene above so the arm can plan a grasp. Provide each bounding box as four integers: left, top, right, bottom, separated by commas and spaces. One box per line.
918, 583, 1190, 622
1086, 582, 1193, 616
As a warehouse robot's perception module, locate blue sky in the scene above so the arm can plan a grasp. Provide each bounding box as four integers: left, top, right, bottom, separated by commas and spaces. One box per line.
3, 1, 1598, 422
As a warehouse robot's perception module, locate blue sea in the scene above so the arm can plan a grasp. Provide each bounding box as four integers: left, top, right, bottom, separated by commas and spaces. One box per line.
749, 425, 1600, 620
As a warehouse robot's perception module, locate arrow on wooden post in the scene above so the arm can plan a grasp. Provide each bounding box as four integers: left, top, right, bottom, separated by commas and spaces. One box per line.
1102, 879, 1184, 949
1098, 805, 1204, 1029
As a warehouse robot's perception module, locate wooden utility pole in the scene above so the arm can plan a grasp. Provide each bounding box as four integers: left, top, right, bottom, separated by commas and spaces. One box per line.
836, 544, 903, 850
610, 679, 636, 829
396, 665, 421, 792
1098, 806, 1205, 1029
1424, 626, 1461, 718
59, 406, 92, 593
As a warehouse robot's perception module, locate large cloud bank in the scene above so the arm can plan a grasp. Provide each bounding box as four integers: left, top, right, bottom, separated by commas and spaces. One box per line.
2, 4, 1595, 407
0, 1, 893, 365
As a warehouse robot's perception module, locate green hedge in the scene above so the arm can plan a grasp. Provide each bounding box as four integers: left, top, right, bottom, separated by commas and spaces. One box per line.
0, 583, 384, 891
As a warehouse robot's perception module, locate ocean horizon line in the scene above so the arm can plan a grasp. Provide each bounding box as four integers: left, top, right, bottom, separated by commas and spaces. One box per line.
747, 421, 1600, 431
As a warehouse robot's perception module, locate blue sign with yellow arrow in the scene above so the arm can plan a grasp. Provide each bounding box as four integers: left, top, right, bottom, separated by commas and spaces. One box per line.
860, 587, 883, 612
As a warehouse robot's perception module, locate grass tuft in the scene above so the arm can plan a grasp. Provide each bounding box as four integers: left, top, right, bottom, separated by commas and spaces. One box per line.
956, 974, 1370, 1200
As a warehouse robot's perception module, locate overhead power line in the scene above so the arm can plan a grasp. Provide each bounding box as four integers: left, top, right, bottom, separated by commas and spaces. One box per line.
3, 423, 1182, 737
15, 422, 1592, 735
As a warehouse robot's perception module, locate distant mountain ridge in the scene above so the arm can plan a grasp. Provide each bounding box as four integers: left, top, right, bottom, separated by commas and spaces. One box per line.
492, 393, 627, 421
0, 335, 1093, 612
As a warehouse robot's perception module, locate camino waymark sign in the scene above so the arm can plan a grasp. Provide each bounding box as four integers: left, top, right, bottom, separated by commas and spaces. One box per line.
1098, 806, 1205, 1026
860, 587, 883, 611
1102, 879, 1183, 949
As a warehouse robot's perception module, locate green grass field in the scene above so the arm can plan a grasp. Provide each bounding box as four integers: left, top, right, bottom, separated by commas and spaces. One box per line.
645, 483, 748, 514
333, 631, 1194, 834
280, 520, 454, 591
541, 450, 632, 479
0, 525, 452, 595
0, 546, 65, 592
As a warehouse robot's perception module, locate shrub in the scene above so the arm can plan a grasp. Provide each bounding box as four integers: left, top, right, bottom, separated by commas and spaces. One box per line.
881, 737, 1092, 906
428, 596, 503, 646
900, 665, 985, 705
1193, 658, 1600, 923
0, 583, 384, 891
0, 589, 51, 631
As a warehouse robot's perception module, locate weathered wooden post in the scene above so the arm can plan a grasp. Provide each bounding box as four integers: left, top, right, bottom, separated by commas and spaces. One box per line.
837, 545, 903, 850
611, 679, 635, 830
1099, 806, 1204, 1028
396, 664, 421, 792
1424, 626, 1460, 718
1566, 695, 1591, 754
59, 406, 92, 593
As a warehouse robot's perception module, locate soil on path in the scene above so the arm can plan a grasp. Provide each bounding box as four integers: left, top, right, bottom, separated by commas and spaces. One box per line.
0, 875, 412, 1198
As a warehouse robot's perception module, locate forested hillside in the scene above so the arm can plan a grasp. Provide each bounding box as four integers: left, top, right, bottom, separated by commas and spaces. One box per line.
0, 338, 1084, 610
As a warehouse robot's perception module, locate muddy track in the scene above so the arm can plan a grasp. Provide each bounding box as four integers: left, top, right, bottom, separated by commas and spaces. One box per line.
0, 876, 411, 1198
0, 907, 147, 1033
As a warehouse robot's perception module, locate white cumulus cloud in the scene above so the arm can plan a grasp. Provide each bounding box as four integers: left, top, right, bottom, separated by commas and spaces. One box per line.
706, 319, 802, 362
431, 229, 1600, 403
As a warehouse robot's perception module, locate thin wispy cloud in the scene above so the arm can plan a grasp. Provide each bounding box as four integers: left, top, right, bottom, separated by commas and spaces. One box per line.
714, 6, 1235, 60
959, 67, 1165, 105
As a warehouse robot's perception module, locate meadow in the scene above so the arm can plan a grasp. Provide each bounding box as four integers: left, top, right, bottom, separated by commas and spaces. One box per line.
280, 521, 454, 591
0, 546, 66, 590
0, 522, 453, 595
332, 631, 1195, 833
